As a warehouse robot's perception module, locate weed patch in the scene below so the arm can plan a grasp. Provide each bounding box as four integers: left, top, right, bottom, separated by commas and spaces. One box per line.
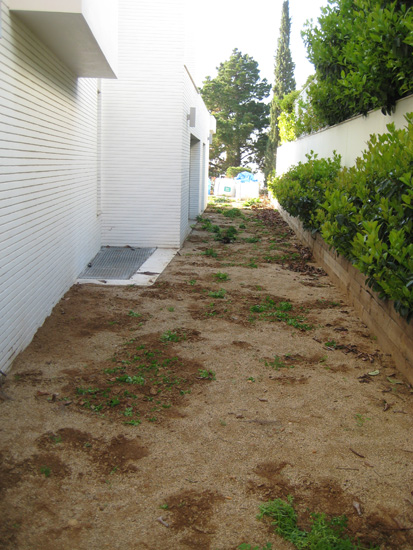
223, 207, 243, 219
204, 248, 218, 258
250, 297, 313, 331
63, 339, 204, 425
208, 289, 226, 299
258, 496, 378, 549
214, 272, 230, 281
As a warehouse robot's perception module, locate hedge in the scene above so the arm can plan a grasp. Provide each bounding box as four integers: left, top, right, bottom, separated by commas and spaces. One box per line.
269, 114, 413, 321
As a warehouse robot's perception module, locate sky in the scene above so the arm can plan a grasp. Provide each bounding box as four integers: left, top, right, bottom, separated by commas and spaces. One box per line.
194, 0, 329, 89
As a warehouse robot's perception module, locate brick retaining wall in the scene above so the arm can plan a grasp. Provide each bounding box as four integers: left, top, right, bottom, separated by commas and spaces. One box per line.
275, 203, 413, 384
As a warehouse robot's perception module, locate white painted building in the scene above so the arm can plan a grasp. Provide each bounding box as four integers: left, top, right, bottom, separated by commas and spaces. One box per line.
0, 0, 214, 374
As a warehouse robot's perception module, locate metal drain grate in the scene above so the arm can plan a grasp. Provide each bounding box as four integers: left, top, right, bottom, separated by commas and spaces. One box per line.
79, 247, 156, 280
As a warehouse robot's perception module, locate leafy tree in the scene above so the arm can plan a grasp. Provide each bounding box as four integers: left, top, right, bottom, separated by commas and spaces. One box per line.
266, 0, 296, 178
201, 49, 271, 176
302, 0, 413, 126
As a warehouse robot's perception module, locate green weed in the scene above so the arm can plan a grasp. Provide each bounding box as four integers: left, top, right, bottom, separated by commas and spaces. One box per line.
115, 374, 145, 385
107, 397, 120, 407
198, 369, 216, 380
128, 310, 141, 318
160, 330, 184, 343
250, 298, 312, 331
40, 466, 51, 478
214, 272, 230, 281
325, 340, 338, 348
208, 289, 226, 299
265, 355, 294, 370
215, 226, 238, 243
204, 248, 218, 258
354, 414, 370, 427
124, 419, 141, 426
245, 237, 260, 243
76, 387, 100, 396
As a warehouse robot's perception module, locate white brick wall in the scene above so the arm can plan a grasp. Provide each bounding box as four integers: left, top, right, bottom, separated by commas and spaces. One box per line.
0, 2, 101, 373
100, 0, 186, 248
101, 0, 211, 248
0, 0, 213, 374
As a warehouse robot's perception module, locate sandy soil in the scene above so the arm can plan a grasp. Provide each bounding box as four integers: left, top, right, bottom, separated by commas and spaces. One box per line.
1, 200, 412, 550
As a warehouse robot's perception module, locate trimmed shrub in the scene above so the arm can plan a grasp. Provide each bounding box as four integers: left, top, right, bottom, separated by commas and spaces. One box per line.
268, 152, 342, 230
270, 114, 413, 320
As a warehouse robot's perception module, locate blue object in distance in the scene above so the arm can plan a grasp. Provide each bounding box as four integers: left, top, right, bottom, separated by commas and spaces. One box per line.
235, 171, 257, 182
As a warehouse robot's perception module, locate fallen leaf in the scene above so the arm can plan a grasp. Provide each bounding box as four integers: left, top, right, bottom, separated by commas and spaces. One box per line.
368, 370, 380, 376
387, 377, 403, 385
353, 501, 362, 516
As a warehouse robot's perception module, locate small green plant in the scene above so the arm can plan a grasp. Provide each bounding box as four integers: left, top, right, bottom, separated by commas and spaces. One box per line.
188, 279, 197, 286
204, 248, 218, 258
160, 504, 169, 510
76, 387, 100, 396
208, 289, 226, 299
124, 419, 141, 426
245, 236, 260, 243
123, 407, 134, 417
247, 376, 256, 382
265, 355, 294, 371
248, 259, 258, 268
214, 272, 230, 281
160, 330, 182, 343
213, 225, 238, 243
40, 466, 51, 478
354, 414, 370, 427
115, 374, 145, 385
198, 369, 216, 380
107, 397, 121, 407
128, 310, 141, 318
325, 340, 338, 349
167, 306, 175, 312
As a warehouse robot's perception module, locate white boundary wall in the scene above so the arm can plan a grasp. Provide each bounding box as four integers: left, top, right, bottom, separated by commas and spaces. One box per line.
276, 95, 413, 176
0, 2, 101, 374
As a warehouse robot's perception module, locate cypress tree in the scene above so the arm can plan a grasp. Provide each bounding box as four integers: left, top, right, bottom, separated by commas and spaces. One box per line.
266, 0, 296, 176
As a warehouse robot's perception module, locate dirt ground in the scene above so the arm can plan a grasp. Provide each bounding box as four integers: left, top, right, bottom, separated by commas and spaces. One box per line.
1, 200, 412, 550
